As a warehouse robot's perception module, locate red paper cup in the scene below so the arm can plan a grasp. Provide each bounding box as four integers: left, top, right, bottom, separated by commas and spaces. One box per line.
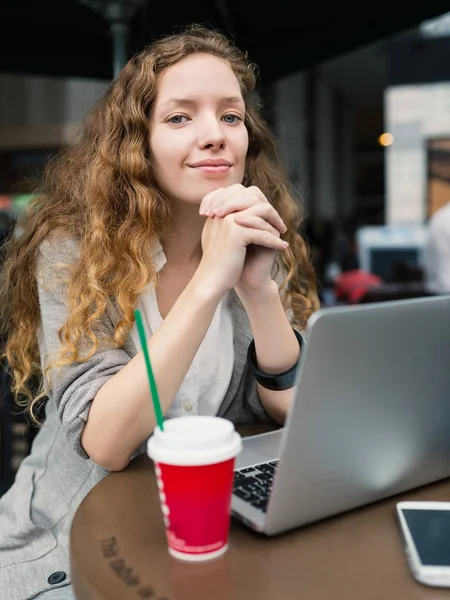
147, 416, 242, 562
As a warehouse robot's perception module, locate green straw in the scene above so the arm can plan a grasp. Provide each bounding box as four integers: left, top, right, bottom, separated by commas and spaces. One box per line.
134, 309, 164, 431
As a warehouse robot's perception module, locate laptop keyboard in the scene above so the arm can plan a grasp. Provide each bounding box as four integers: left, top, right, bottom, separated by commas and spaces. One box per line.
233, 460, 278, 513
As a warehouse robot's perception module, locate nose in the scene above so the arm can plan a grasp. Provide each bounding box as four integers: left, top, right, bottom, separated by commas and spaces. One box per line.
197, 114, 226, 151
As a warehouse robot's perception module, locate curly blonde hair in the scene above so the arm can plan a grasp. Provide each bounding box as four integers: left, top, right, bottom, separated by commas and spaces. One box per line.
0, 24, 319, 421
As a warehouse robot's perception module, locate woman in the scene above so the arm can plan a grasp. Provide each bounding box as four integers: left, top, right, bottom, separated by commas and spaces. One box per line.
0, 24, 318, 599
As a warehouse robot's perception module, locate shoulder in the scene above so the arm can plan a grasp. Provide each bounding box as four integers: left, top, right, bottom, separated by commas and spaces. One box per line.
429, 203, 450, 235
36, 232, 81, 296
38, 231, 81, 264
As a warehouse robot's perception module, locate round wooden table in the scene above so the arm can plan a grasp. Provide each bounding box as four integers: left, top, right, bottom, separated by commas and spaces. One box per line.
70, 424, 450, 600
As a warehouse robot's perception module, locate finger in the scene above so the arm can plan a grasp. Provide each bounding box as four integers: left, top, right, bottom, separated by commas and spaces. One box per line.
235, 204, 287, 234
199, 187, 226, 215
199, 184, 243, 215
212, 186, 267, 217
233, 214, 280, 238
242, 228, 289, 251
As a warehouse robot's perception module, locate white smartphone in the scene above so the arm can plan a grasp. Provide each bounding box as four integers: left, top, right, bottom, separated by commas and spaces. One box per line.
396, 501, 450, 587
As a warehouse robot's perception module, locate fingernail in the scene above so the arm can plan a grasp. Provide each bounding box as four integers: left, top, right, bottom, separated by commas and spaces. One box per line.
282, 241, 289, 248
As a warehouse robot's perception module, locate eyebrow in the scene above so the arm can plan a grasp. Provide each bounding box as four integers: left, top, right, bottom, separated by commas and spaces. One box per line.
159, 96, 245, 110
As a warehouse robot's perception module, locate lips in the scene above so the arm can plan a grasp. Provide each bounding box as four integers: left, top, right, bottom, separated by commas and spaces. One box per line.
189, 159, 232, 168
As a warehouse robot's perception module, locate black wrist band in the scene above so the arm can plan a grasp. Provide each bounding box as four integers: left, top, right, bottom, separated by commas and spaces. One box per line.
247, 329, 303, 391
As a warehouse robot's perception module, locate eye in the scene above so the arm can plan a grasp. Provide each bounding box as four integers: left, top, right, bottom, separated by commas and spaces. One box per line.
167, 114, 188, 125
222, 113, 242, 124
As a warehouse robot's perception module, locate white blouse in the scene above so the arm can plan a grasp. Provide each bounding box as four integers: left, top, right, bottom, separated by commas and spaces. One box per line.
129, 244, 235, 418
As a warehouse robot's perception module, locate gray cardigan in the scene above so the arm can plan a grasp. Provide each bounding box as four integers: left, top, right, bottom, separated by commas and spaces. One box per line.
0, 237, 276, 600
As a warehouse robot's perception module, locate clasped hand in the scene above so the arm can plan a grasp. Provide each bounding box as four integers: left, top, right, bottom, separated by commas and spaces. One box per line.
197, 184, 288, 299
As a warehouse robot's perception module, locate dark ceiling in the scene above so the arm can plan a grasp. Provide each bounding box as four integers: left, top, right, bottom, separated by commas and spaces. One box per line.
1, 1, 450, 84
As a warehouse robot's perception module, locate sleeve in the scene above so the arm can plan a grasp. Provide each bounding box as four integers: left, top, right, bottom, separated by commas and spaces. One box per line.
220, 357, 276, 425
36, 237, 133, 459
424, 211, 450, 293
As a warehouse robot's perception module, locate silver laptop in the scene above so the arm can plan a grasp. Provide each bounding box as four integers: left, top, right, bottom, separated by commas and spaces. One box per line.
231, 295, 450, 536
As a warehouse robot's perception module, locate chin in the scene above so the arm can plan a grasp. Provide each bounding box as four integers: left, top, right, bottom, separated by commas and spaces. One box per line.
179, 184, 225, 204
201, 178, 242, 194
170, 177, 244, 205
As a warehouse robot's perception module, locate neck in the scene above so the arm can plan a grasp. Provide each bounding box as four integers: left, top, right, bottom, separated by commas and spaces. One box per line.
161, 202, 205, 268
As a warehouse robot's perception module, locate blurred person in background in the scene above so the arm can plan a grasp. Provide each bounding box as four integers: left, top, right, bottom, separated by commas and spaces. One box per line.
424, 201, 450, 294
333, 251, 383, 304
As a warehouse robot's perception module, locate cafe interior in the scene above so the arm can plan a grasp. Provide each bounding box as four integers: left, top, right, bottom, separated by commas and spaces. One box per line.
1, 1, 450, 598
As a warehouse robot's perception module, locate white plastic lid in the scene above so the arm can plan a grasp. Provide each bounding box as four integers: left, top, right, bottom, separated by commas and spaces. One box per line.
147, 416, 242, 466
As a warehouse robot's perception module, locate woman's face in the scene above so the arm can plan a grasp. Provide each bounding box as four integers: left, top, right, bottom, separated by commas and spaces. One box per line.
149, 53, 249, 207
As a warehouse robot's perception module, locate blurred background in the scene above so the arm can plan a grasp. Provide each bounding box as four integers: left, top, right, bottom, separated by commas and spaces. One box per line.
2, 1, 450, 489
